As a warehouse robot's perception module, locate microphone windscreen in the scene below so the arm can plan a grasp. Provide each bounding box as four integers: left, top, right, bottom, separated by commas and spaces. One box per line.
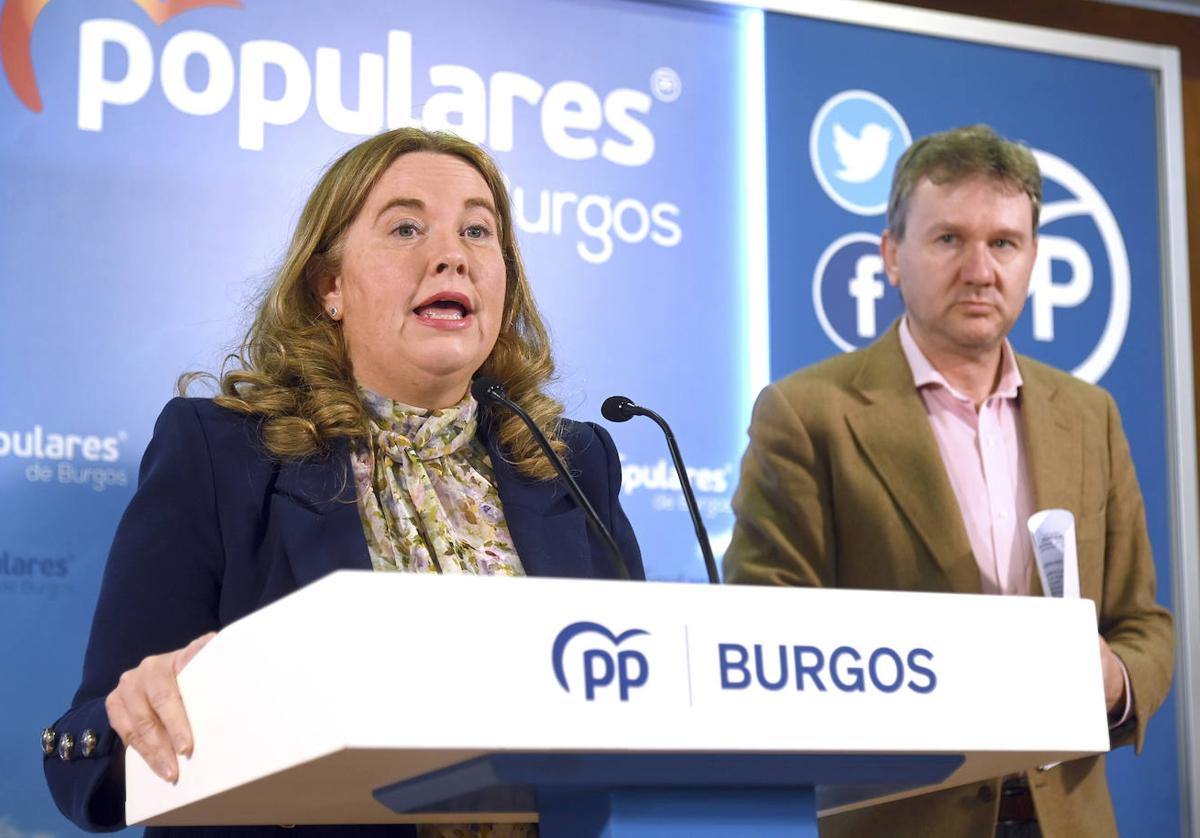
601, 396, 636, 423
471, 376, 504, 404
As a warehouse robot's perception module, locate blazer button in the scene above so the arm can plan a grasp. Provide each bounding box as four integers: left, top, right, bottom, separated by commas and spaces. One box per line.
80, 729, 98, 758
58, 732, 75, 761
977, 784, 994, 804
41, 727, 57, 756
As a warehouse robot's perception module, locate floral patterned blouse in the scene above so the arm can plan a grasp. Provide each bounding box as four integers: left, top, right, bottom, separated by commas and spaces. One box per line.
351, 387, 536, 838
352, 387, 525, 577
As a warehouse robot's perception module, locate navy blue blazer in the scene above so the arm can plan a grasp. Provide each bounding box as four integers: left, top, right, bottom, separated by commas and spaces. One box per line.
44, 397, 643, 835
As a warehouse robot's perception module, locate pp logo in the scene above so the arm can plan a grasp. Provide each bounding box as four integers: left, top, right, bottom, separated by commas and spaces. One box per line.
1025, 149, 1129, 384
552, 621, 649, 702
810, 90, 911, 215
813, 233, 903, 353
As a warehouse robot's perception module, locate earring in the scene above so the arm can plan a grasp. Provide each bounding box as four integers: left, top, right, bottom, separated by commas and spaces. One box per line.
328, 306, 338, 318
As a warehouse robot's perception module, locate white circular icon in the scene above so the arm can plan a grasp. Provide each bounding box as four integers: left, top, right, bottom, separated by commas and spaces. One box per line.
650, 67, 681, 103
809, 90, 912, 216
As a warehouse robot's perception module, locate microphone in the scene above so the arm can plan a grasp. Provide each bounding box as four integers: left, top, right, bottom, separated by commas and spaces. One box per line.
602, 395, 719, 584
471, 376, 629, 580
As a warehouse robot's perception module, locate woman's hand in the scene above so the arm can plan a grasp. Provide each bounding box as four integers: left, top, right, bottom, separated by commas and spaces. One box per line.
104, 632, 216, 783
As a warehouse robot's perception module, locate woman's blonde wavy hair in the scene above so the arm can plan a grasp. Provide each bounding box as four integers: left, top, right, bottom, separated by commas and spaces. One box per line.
187, 127, 565, 479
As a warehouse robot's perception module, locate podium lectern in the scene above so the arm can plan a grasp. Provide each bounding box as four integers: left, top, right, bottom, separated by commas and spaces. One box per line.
126, 571, 1108, 835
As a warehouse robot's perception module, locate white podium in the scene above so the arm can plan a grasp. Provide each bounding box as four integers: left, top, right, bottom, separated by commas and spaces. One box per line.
126, 571, 1109, 835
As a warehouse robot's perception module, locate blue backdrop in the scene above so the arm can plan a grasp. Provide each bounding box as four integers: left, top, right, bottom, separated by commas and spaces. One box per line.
764, 11, 1178, 834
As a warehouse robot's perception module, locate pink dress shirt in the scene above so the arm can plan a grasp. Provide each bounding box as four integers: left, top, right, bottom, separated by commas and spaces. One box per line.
898, 318, 1036, 595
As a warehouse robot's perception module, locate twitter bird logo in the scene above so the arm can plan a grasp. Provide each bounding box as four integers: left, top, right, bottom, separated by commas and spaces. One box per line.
833, 122, 892, 183
810, 90, 911, 215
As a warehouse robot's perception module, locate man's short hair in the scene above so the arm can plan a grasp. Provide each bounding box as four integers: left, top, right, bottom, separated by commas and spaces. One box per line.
886, 124, 1042, 240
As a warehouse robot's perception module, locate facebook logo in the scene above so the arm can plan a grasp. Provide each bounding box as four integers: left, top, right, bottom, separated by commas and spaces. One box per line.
813, 233, 904, 352
551, 621, 650, 702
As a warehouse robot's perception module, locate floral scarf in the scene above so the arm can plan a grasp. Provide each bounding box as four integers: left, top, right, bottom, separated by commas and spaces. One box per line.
351, 387, 524, 577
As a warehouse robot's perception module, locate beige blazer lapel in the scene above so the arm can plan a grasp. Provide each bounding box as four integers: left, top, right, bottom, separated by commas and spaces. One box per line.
844, 326, 983, 594
1018, 358, 1083, 599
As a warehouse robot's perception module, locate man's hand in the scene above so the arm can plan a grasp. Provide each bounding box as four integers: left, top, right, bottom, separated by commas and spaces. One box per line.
1099, 634, 1127, 716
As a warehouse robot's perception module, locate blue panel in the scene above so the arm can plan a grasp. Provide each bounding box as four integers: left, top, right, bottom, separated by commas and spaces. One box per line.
539, 787, 818, 838
372, 751, 964, 814
764, 12, 1177, 835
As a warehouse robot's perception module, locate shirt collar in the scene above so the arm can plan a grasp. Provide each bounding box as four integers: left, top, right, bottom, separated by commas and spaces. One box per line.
898, 315, 1023, 402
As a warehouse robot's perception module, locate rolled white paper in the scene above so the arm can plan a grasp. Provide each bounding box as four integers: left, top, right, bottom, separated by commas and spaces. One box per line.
1028, 508, 1080, 599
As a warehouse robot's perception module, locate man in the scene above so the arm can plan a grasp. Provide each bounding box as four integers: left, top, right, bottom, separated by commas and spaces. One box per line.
723, 125, 1174, 837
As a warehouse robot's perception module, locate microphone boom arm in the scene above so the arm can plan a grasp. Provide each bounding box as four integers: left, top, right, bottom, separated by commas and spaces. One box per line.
476, 381, 630, 580
602, 395, 719, 584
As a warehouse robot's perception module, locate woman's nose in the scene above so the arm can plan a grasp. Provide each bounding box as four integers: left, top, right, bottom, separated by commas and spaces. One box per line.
434, 256, 467, 276
431, 234, 468, 277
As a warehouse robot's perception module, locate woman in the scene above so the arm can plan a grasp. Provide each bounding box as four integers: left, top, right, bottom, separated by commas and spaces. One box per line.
42, 128, 644, 836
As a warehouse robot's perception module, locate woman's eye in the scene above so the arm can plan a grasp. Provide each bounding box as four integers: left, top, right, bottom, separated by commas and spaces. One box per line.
463, 224, 492, 240
392, 222, 420, 238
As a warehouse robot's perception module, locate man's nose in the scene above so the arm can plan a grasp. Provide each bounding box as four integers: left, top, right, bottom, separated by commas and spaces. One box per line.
960, 242, 995, 284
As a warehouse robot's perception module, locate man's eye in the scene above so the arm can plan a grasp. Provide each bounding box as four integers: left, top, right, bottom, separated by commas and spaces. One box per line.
938, 233, 957, 244
463, 224, 492, 240
992, 239, 1014, 249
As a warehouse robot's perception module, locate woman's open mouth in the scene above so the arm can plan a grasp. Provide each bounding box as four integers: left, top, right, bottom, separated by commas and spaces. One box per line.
414, 292, 473, 328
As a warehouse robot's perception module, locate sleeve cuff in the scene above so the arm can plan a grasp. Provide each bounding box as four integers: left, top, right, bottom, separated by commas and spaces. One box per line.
43, 696, 127, 830
1109, 656, 1133, 729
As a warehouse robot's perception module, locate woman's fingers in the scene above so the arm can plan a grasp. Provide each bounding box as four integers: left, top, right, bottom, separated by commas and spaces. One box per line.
106, 661, 182, 782
105, 632, 216, 782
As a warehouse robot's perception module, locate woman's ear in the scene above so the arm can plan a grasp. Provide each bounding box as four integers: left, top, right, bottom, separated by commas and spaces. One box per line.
318, 272, 344, 320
